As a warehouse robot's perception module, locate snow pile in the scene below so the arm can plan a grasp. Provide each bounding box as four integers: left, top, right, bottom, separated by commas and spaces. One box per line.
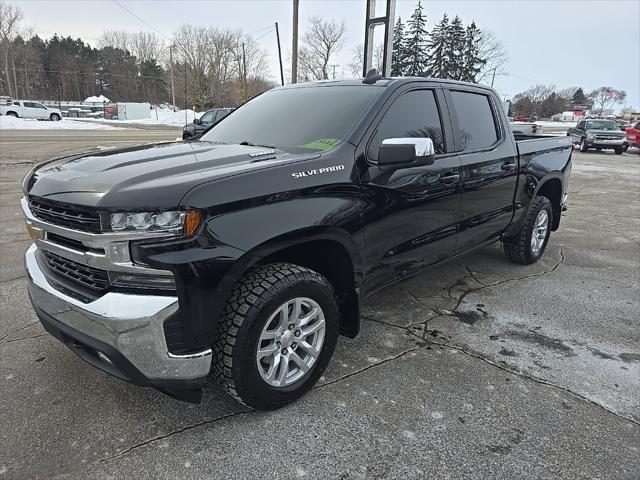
0, 116, 122, 130
145, 108, 201, 126
84, 95, 110, 103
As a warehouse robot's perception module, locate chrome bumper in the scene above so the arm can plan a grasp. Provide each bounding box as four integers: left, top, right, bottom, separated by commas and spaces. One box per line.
26, 244, 212, 381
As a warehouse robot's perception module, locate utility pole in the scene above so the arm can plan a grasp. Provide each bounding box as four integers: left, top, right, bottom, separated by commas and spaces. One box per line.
275, 22, 285, 86
291, 0, 299, 83
242, 42, 248, 101
331, 64, 338, 79
169, 45, 177, 111
491, 67, 497, 88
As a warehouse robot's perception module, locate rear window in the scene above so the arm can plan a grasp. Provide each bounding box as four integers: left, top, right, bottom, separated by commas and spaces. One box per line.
450, 91, 499, 151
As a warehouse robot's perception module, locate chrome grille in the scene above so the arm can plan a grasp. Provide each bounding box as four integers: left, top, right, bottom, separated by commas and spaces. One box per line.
41, 250, 110, 293
594, 134, 623, 140
29, 197, 101, 232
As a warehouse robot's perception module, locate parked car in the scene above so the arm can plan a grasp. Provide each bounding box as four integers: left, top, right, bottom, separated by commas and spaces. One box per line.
513, 115, 529, 122
510, 121, 543, 136
625, 120, 640, 150
0, 99, 62, 121
182, 108, 233, 140
567, 119, 627, 154
22, 76, 572, 409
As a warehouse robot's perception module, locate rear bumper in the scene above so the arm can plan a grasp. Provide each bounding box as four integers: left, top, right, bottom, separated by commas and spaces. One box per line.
26, 244, 212, 402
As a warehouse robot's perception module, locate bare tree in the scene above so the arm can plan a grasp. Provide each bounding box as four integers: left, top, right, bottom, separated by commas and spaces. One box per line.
588, 87, 627, 116
347, 43, 382, 77
0, 2, 24, 97
475, 30, 508, 84
298, 17, 346, 81
172, 24, 270, 109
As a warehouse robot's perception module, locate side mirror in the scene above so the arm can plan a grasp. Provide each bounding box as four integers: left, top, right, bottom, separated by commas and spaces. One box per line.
378, 137, 435, 168
193, 118, 201, 125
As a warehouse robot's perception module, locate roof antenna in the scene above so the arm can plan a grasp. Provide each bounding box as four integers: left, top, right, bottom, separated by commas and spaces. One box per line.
362, 68, 383, 85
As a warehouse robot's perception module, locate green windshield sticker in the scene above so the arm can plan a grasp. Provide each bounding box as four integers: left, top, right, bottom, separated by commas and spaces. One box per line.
302, 138, 341, 151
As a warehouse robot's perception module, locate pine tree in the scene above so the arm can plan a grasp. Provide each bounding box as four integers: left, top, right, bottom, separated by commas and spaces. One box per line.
391, 17, 405, 76
426, 14, 448, 78
403, 0, 429, 77
444, 15, 466, 80
461, 21, 485, 82
572, 87, 587, 105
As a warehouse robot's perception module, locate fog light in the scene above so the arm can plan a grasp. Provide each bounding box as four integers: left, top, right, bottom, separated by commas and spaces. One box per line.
26, 222, 42, 240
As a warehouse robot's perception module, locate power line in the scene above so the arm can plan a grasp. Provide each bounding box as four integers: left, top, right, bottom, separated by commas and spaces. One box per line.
110, 0, 172, 43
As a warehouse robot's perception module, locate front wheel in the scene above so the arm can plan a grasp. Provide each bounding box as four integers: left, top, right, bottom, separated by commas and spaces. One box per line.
213, 262, 339, 410
503, 196, 553, 265
614, 147, 624, 155
50, 113, 61, 121
580, 138, 589, 152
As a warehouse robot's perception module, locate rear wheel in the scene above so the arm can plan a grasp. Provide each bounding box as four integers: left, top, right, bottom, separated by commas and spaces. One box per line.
213, 262, 339, 410
6, 111, 18, 118
503, 196, 553, 265
579, 139, 589, 152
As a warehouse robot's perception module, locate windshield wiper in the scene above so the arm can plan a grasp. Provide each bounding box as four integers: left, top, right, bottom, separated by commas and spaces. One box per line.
239, 141, 277, 149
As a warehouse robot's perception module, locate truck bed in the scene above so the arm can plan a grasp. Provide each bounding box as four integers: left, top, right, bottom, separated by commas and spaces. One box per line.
515, 135, 572, 156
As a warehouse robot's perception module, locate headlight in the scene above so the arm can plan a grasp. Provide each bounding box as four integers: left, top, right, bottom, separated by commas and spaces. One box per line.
586, 133, 595, 140
106, 210, 201, 236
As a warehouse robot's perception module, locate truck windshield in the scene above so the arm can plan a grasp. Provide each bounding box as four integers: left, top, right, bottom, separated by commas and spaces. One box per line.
586, 121, 618, 130
200, 86, 382, 153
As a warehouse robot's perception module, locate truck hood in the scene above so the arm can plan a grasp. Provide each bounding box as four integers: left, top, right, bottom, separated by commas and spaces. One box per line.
26, 141, 302, 210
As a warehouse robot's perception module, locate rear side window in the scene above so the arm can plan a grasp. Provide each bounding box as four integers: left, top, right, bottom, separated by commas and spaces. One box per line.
368, 89, 445, 160
450, 91, 498, 151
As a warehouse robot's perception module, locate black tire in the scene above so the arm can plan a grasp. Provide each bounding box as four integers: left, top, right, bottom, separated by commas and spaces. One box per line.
579, 138, 589, 152
50, 113, 61, 121
503, 196, 553, 265
6, 111, 18, 118
614, 147, 624, 155
213, 262, 339, 410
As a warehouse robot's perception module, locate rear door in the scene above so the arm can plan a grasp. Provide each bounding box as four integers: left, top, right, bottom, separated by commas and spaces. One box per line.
444, 87, 518, 250
360, 85, 462, 292
22, 102, 39, 118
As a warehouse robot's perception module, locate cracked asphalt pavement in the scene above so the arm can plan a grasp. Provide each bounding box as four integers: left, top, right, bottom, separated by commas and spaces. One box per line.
1, 130, 639, 479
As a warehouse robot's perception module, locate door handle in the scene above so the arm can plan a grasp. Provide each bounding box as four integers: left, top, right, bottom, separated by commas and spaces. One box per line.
501, 163, 517, 171
439, 173, 460, 184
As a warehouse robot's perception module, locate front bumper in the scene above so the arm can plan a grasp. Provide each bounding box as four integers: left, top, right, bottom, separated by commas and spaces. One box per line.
585, 138, 625, 148
26, 244, 212, 402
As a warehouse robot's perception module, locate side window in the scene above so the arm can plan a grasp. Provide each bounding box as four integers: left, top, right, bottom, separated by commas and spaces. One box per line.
578, 121, 586, 130
199, 111, 214, 124
368, 89, 445, 161
35, 103, 47, 109
216, 109, 231, 122
23, 102, 35, 108
449, 91, 498, 151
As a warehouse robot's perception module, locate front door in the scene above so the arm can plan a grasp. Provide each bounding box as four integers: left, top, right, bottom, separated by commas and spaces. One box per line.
444, 88, 519, 250
360, 87, 462, 293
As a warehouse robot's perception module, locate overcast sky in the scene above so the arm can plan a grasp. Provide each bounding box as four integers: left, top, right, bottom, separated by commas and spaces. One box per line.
13, 0, 640, 110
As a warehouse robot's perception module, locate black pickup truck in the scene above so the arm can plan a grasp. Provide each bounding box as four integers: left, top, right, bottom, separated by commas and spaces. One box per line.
22, 76, 572, 409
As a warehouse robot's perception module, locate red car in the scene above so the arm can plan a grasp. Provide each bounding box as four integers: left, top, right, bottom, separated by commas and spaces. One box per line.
625, 121, 640, 150
513, 116, 529, 122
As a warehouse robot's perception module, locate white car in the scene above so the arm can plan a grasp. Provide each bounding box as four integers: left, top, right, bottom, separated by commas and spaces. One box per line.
0, 100, 62, 121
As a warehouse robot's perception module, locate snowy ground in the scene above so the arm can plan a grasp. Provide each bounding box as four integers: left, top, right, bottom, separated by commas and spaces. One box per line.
1, 108, 201, 130
73, 108, 201, 127
0, 116, 123, 131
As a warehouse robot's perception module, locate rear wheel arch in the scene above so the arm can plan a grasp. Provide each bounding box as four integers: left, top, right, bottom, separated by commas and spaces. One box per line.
535, 177, 562, 230
5, 111, 18, 117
